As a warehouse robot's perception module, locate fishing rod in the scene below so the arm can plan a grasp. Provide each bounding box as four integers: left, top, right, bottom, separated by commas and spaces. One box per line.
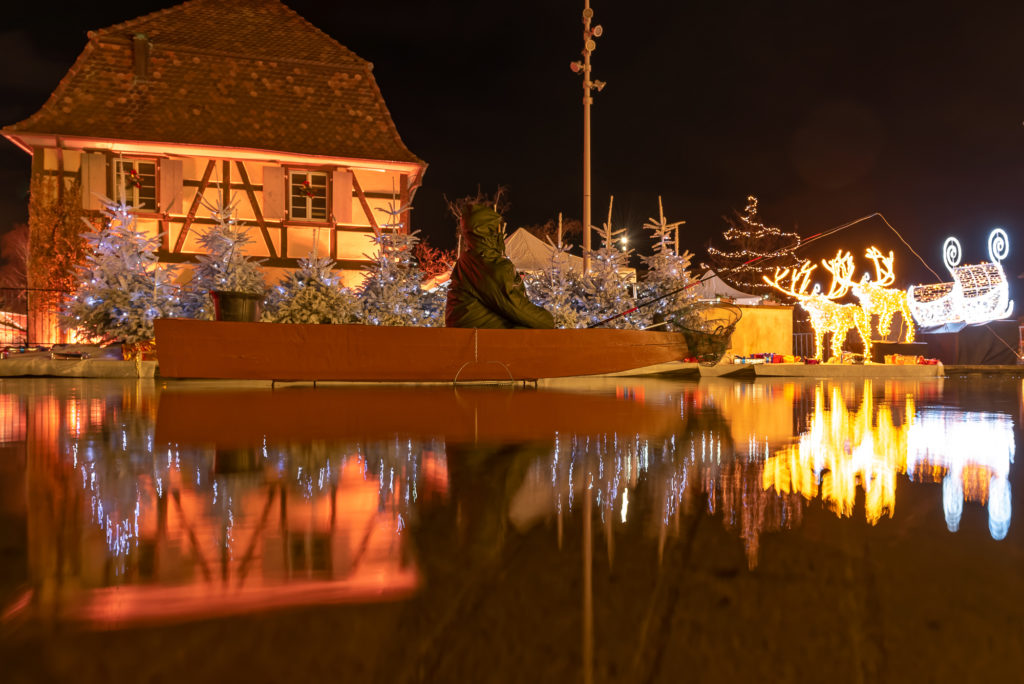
587, 212, 890, 329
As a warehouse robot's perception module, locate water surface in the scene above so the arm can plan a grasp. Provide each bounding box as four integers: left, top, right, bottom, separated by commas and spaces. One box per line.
1, 375, 1021, 682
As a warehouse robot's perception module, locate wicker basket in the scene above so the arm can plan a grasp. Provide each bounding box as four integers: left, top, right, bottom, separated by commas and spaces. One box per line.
675, 303, 742, 366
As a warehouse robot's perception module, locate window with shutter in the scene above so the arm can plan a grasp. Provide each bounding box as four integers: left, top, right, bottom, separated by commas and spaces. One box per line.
289, 170, 328, 221
114, 158, 158, 211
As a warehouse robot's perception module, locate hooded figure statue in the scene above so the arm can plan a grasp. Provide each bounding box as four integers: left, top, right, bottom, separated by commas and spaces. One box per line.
445, 204, 555, 329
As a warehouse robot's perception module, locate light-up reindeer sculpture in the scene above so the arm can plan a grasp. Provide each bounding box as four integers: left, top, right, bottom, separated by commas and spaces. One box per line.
842, 247, 916, 343
764, 252, 873, 362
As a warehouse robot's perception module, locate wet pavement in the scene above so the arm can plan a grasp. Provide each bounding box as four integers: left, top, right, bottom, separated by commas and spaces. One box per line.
0, 375, 1021, 683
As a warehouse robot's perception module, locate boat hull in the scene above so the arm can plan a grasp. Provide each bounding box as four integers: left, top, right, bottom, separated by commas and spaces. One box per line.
154, 319, 691, 381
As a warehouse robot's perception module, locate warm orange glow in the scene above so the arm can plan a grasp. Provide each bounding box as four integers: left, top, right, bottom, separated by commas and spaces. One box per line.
0, 394, 26, 444
3, 132, 424, 176
764, 383, 909, 522
763, 380, 1013, 534
765, 252, 872, 361
846, 247, 916, 343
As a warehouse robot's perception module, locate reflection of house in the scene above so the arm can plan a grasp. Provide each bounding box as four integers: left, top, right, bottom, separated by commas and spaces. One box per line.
2, 0, 425, 343
14, 385, 450, 626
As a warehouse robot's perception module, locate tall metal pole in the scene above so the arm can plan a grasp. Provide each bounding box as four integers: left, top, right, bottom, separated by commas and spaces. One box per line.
574, 2, 604, 274
582, 1, 593, 274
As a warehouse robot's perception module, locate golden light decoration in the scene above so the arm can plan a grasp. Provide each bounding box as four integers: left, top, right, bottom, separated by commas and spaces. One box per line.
845, 247, 916, 343
764, 251, 872, 362
762, 380, 1013, 538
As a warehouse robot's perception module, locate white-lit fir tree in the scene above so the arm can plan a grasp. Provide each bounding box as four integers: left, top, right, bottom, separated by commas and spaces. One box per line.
524, 242, 588, 329
358, 199, 433, 326
582, 197, 637, 328
262, 252, 360, 324
62, 196, 182, 344
638, 197, 696, 331
181, 198, 266, 319
704, 195, 802, 296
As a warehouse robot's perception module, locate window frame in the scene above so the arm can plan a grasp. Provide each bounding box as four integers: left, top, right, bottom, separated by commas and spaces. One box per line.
113, 157, 159, 214
286, 168, 331, 225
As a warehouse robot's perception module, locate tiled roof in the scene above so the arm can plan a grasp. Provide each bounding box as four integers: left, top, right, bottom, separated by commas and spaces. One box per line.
4, 0, 423, 165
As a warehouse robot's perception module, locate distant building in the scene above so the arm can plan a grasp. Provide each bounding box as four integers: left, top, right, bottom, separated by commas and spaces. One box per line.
2, 0, 426, 343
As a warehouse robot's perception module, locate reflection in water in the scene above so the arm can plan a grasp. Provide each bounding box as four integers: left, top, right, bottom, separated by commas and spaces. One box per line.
20, 384, 447, 625
764, 381, 1014, 540
5, 376, 1016, 630
908, 409, 1014, 539
510, 390, 805, 570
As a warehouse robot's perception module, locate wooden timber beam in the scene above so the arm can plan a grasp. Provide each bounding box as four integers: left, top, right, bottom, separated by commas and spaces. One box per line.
156, 250, 368, 272
222, 160, 231, 206
173, 160, 215, 252
399, 173, 410, 234
350, 172, 380, 235
235, 161, 278, 258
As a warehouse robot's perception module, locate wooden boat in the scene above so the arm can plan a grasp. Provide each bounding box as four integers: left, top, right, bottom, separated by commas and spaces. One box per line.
153, 318, 691, 382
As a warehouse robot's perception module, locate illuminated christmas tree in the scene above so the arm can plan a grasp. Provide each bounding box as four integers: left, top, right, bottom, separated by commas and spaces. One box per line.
637, 197, 696, 330
582, 197, 636, 328
705, 195, 802, 295
181, 198, 266, 319
357, 199, 434, 326
263, 253, 359, 324
62, 197, 182, 343
524, 237, 588, 328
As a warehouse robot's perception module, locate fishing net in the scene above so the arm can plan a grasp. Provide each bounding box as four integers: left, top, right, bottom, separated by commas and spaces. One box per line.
675, 303, 742, 366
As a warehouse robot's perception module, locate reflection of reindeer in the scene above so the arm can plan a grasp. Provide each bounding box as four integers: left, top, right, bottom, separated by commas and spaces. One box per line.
844, 248, 916, 343
764, 252, 872, 362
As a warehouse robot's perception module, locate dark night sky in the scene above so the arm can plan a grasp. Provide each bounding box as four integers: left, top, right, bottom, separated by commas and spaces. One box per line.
3, 0, 1024, 291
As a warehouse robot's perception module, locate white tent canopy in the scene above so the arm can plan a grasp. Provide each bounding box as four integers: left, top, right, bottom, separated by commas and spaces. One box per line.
505, 228, 584, 273
691, 271, 763, 305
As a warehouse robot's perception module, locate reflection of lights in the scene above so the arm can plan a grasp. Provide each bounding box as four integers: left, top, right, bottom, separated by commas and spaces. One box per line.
907, 408, 1013, 537
765, 381, 1013, 540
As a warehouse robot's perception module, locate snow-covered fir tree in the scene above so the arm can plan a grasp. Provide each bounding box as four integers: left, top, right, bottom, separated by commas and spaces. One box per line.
582, 197, 637, 328
524, 231, 588, 328
638, 197, 696, 331
181, 198, 265, 319
62, 196, 182, 343
358, 199, 434, 326
262, 252, 360, 324
704, 195, 802, 296
419, 279, 449, 325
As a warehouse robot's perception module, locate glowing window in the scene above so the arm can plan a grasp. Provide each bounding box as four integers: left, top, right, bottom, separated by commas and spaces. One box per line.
289, 170, 328, 221
114, 159, 157, 211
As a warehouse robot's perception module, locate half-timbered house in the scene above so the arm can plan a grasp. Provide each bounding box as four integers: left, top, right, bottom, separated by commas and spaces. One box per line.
3, 0, 426, 343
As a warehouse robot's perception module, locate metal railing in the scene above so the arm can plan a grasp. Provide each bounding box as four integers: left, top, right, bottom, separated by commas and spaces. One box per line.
792, 332, 814, 358
0, 287, 74, 347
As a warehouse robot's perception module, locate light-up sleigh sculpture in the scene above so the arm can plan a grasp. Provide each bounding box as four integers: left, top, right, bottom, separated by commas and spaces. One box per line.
907, 229, 1013, 331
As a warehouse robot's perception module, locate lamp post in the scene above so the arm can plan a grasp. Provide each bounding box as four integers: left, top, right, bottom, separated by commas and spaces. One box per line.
571, 1, 605, 274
